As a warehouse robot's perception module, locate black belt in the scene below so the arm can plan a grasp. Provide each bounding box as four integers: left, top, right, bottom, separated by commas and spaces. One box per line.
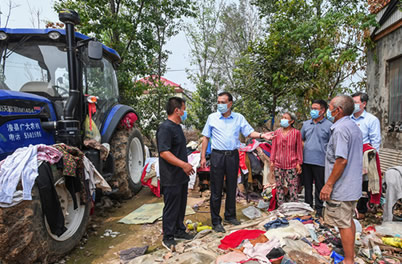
212, 149, 237, 155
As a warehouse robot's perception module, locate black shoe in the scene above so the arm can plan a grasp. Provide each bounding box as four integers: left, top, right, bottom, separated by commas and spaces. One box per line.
174, 230, 194, 240
162, 238, 177, 251
224, 218, 241, 225
315, 210, 323, 218
212, 224, 226, 233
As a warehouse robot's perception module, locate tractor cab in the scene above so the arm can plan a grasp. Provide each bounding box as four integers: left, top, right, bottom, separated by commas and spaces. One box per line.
0, 28, 120, 134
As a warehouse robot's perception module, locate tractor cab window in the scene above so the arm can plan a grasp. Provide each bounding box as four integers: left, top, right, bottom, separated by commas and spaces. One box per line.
0, 41, 69, 98
83, 54, 119, 123
83, 57, 119, 101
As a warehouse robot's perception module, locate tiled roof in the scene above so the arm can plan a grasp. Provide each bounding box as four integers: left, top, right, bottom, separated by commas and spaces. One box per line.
138, 75, 184, 94
368, 0, 392, 14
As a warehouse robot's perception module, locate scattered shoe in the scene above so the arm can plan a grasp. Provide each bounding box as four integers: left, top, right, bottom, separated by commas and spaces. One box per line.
174, 230, 194, 240
315, 210, 323, 218
212, 224, 226, 233
224, 218, 241, 225
162, 238, 177, 252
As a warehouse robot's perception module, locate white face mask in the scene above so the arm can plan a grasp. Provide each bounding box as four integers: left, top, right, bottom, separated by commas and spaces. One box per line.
217, 103, 228, 114
353, 103, 361, 114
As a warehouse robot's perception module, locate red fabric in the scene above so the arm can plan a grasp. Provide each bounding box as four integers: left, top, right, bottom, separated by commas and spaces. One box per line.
312, 243, 331, 256
270, 128, 303, 169
120, 112, 138, 129
363, 143, 382, 204
88, 103, 96, 130
239, 139, 260, 152
197, 167, 210, 172
268, 188, 277, 211
259, 143, 272, 155
140, 163, 161, 197
218, 229, 266, 250
365, 225, 376, 232
240, 258, 259, 263
239, 151, 248, 172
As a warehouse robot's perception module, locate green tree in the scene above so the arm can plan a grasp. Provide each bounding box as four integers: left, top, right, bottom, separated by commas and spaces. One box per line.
184, 0, 225, 130
234, 0, 377, 125
216, 0, 262, 91
133, 79, 175, 147
185, 0, 262, 130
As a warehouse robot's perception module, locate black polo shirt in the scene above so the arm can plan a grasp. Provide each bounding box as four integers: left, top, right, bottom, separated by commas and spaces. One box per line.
156, 119, 189, 186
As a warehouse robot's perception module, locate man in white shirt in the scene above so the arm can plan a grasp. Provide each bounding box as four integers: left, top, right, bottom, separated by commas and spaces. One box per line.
351, 92, 381, 219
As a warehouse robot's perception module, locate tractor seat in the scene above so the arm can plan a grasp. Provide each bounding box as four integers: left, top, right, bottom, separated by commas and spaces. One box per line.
20, 81, 59, 97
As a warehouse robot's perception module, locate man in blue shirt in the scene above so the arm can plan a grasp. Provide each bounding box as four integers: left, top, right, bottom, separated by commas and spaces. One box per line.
351, 92, 381, 219
200, 92, 273, 233
301, 99, 332, 217
321, 94, 363, 264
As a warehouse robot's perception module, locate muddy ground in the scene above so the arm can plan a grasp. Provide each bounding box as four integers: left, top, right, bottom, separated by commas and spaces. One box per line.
62, 187, 249, 264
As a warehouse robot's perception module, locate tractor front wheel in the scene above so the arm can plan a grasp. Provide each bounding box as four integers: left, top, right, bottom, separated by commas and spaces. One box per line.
110, 128, 145, 199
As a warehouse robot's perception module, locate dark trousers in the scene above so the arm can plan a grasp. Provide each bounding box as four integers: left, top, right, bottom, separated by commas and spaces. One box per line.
210, 150, 239, 226
161, 183, 188, 240
357, 181, 369, 214
302, 163, 325, 213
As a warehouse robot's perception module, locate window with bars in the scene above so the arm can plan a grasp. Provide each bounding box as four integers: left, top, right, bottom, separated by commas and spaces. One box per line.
389, 57, 402, 123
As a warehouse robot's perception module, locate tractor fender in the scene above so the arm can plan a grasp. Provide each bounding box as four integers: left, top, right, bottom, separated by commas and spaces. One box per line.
101, 104, 139, 143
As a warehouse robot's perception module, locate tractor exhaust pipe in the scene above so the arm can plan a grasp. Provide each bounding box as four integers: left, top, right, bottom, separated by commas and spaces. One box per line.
56, 9, 81, 146
59, 9, 80, 120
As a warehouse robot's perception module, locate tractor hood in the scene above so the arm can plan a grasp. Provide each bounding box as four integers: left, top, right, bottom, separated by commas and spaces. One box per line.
0, 90, 57, 119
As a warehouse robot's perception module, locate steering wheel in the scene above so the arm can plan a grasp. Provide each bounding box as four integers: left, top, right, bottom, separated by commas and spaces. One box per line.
52, 85, 69, 97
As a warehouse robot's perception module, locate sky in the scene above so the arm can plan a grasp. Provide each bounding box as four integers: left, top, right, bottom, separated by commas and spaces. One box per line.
0, 0, 194, 90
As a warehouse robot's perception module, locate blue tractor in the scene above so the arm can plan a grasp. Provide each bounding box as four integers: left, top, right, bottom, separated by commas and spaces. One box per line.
0, 10, 145, 262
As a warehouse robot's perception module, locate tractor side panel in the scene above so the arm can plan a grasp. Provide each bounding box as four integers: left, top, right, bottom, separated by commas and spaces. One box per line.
0, 91, 57, 160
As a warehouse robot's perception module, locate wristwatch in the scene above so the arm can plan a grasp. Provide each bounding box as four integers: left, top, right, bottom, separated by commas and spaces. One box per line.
260, 133, 263, 139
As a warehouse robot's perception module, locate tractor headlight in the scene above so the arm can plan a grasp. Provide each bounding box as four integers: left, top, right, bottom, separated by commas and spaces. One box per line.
48, 31, 61, 40
0, 32, 8, 41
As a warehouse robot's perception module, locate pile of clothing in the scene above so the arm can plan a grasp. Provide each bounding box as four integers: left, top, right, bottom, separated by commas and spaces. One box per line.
130, 199, 402, 263
239, 139, 272, 193
215, 202, 402, 264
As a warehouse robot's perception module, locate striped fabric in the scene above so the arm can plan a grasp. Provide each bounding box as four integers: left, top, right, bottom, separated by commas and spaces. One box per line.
271, 127, 303, 169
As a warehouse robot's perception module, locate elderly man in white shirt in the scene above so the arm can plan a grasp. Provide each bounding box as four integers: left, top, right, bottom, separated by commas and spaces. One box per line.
351, 92, 381, 219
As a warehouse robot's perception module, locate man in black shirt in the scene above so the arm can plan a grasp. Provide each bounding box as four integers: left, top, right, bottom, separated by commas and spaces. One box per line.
157, 97, 195, 251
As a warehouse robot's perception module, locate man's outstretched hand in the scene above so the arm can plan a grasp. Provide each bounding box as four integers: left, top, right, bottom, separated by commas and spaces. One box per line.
262, 132, 275, 141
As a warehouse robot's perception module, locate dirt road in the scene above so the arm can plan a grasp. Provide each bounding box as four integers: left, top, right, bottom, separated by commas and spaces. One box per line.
64, 188, 233, 264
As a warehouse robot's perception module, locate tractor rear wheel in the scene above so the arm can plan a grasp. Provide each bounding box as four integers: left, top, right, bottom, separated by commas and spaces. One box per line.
45, 174, 91, 261
0, 163, 91, 263
110, 127, 145, 199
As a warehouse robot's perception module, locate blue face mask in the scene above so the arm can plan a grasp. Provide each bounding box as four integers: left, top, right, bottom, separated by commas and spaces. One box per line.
280, 119, 290, 128
353, 103, 360, 114
181, 110, 187, 122
310, 109, 320, 119
217, 103, 228, 114
326, 108, 337, 122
